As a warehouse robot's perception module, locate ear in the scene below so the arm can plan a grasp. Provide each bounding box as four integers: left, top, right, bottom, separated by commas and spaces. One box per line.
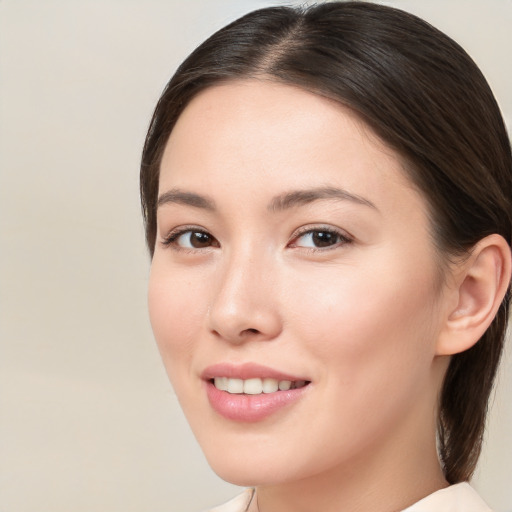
436, 234, 511, 356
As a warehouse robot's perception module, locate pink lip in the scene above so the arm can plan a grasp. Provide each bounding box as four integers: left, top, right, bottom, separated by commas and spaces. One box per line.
201, 362, 307, 381
202, 363, 310, 423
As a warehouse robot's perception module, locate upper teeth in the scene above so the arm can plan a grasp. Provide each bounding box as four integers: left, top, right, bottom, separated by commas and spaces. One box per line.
213, 377, 307, 394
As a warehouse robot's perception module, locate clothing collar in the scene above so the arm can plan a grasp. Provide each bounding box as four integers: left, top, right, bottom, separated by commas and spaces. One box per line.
210, 482, 491, 512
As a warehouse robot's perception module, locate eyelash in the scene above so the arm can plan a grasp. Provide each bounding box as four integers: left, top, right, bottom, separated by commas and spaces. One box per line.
161, 226, 218, 251
289, 226, 353, 251
160, 225, 353, 252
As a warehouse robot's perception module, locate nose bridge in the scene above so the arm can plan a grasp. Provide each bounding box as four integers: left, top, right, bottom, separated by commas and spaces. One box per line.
208, 242, 281, 342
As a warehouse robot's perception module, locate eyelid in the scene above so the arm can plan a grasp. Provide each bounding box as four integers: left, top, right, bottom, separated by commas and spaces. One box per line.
159, 224, 352, 251
288, 225, 353, 250
160, 225, 219, 250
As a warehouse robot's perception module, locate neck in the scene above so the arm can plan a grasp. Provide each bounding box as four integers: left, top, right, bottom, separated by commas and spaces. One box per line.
251, 403, 448, 512
253, 458, 447, 512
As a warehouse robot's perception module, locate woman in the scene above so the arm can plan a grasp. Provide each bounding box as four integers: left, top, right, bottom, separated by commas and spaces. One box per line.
140, 2, 511, 511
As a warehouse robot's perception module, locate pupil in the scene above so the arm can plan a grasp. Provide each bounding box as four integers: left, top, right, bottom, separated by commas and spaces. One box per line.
312, 231, 337, 247
191, 232, 211, 248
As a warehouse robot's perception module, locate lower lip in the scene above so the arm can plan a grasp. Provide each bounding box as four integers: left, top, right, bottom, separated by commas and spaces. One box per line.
205, 381, 309, 422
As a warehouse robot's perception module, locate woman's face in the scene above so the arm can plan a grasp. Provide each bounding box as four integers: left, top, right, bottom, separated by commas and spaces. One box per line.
148, 80, 450, 486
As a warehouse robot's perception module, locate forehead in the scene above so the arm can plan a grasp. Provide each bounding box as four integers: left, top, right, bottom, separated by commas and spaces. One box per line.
167, 80, 376, 152
159, 79, 421, 213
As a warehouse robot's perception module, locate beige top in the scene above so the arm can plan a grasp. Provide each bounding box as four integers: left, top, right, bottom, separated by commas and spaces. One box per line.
207, 483, 492, 512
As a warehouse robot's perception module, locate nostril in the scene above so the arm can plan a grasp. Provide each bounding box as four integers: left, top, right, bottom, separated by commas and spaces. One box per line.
245, 328, 259, 334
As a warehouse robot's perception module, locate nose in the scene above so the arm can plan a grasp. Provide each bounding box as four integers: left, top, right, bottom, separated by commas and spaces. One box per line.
207, 250, 282, 344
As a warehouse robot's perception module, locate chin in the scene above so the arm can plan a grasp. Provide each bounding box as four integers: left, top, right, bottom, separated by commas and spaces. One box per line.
212, 467, 262, 488
200, 436, 317, 488
199, 442, 269, 486
209, 459, 288, 488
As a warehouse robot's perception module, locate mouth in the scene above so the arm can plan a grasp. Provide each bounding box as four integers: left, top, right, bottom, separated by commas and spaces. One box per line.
202, 363, 311, 422
211, 377, 310, 395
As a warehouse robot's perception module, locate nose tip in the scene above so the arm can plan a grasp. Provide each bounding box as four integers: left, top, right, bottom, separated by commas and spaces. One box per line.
208, 302, 282, 344
207, 266, 282, 344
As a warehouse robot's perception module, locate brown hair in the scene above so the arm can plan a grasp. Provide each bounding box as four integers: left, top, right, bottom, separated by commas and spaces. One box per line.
140, 2, 511, 483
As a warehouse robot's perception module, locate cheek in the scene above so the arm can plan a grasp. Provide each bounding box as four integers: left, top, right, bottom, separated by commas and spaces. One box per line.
147, 261, 207, 382
281, 262, 441, 467
288, 257, 439, 393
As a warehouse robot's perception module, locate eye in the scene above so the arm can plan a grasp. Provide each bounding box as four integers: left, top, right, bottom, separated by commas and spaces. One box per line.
162, 228, 219, 250
289, 228, 351, 249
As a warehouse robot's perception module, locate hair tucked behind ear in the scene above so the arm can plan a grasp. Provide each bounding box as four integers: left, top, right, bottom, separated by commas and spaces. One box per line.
141, 2, 512, 483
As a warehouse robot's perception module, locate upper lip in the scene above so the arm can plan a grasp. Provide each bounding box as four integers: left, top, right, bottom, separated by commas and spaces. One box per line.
201, 362, 309, 382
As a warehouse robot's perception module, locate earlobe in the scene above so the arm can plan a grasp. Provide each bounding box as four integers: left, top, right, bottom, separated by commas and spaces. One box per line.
436, 234, 511, 356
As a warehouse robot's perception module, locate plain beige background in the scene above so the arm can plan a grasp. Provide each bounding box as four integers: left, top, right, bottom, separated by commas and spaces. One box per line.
0, 1, 511, 511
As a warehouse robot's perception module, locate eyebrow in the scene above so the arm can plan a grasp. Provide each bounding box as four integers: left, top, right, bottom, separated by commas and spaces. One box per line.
156, 186, 377, 213
157, 189, 216, 211
268, 187, 377, 212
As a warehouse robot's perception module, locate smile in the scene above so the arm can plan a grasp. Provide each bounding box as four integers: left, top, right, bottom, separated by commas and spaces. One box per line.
202, 363, 311, 422
212, 377, 309, 394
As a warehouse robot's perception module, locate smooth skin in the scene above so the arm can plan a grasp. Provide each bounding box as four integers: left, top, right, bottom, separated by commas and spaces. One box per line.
148, 80, 511, 512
